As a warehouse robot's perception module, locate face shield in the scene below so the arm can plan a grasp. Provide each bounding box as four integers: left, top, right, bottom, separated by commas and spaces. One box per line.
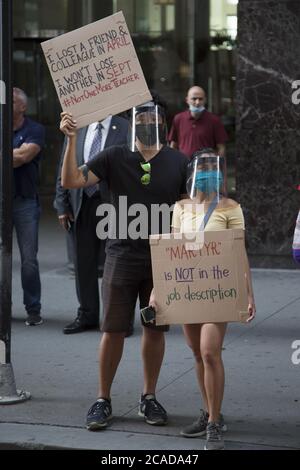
186, 149, 226, 201
128, 102, 167, 152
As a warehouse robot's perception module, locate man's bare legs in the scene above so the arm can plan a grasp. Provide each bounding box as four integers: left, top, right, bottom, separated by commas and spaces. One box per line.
141, 327, 165, 394
98, 332, 126, 399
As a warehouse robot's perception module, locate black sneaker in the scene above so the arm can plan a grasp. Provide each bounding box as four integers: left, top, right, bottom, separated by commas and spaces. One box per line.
86, 398, 112, 431
138, 394, 168, 425
25, 314, 43, 326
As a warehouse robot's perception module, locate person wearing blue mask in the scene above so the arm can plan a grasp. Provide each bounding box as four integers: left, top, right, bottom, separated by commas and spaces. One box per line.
194, 168, 224, 195
169, 86, 228, 159
149, 148, 256, 450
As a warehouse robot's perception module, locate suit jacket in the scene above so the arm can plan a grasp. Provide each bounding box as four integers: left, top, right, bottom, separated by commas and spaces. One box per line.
54, 115, 129, 221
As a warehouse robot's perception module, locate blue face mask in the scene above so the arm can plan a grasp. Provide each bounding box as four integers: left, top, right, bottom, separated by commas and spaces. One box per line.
189, 104, 205, 114
195, 170, 223, 194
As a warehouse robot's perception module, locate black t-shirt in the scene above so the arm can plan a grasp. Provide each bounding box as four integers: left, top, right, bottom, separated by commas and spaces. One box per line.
87, 145, 187, 260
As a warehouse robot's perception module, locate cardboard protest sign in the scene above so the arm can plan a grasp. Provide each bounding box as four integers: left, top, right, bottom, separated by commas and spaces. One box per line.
150, 229, 249, 325
41, 11, 151, 128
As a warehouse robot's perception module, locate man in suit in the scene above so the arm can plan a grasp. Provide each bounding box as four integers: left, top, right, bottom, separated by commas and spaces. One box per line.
55, 114, 129, 334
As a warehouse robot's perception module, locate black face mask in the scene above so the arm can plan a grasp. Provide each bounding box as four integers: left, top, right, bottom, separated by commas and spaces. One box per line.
136, 124, 166, 146
135, 124, 157, 146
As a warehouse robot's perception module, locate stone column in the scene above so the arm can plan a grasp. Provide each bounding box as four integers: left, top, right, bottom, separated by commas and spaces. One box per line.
236, 0, 300, 263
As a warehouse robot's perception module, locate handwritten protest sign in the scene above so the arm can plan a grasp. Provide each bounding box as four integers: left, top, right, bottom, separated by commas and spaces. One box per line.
150, 229, 249, 325
41, 11, 151, 128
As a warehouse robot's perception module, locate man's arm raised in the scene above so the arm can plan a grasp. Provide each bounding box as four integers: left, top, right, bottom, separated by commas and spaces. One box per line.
60, 112, 99, 189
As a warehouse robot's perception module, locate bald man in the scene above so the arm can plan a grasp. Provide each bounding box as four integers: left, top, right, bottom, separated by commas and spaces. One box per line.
169, 86, 228, 159
13, 87, 45, 326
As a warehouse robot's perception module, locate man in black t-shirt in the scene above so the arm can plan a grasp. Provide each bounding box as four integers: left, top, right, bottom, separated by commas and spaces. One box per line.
60, 100, 187, 431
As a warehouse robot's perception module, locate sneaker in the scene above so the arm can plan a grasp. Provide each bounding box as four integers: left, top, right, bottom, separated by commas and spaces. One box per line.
180, 409, 208, 437
138, 394, 168, 425
204, 422, 225, 450
25, 314, 43, 326
218, 413, 227, 432
180, 410, 227, 437
86, 398, 112, 431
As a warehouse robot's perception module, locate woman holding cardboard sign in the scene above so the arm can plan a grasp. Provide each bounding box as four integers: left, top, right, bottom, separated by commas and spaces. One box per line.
150, 148, 256, 450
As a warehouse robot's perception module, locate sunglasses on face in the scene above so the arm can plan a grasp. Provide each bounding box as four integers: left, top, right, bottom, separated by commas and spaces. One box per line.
140, 162, 151, 185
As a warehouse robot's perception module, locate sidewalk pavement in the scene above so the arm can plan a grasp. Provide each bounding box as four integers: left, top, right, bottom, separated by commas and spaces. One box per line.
0, 198, 300, 451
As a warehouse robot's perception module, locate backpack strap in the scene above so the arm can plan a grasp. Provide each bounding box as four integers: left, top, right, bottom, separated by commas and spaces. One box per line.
199, 196, 219, 231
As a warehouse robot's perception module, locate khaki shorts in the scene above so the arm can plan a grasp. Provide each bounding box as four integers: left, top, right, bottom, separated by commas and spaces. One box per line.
101, 255, 169, 333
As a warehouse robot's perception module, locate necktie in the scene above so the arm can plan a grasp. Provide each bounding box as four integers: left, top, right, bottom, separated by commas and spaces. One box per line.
84, 123, 102, 197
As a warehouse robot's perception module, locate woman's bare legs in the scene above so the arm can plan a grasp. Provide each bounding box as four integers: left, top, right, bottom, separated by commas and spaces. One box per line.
183, 322, 227, 422
183, 324, 208, 411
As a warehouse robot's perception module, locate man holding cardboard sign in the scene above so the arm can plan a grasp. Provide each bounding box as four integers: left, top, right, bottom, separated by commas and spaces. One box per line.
59, 95, 188, 430
149, 148, 256, 450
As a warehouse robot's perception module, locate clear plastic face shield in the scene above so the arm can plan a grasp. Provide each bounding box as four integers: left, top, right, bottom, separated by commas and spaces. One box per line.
128, 102, 167, 152
186, 149, 227, 202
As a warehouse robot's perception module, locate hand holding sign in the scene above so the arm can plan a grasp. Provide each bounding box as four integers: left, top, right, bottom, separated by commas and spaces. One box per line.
246, 297, 256, 322
60, 112, 77, 137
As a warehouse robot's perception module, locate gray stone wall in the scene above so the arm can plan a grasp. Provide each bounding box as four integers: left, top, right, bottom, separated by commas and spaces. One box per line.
236, 0, 300, 260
